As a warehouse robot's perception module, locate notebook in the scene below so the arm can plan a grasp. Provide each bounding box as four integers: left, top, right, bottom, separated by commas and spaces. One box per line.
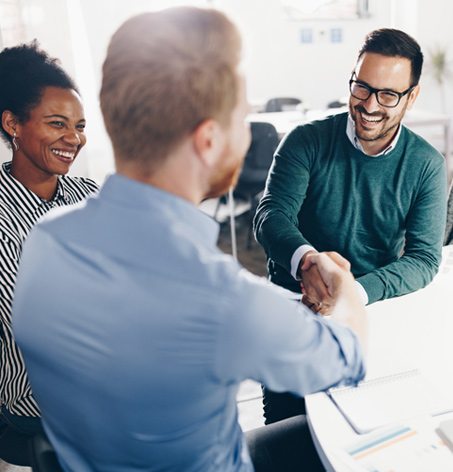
327, 369, 453, 434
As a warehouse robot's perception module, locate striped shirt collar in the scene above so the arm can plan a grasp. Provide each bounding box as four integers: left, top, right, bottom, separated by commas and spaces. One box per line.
346, 114, 401, 156
1, 161, 69, 211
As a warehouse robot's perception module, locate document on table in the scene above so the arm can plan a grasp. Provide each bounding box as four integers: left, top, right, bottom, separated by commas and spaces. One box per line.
327, 369, 453, 434
436, 418, 453, 452
334, 423, 453, 472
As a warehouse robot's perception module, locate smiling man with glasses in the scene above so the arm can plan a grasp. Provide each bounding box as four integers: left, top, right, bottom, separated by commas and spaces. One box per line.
347, 46, 419, 156
255, 28, 447, 425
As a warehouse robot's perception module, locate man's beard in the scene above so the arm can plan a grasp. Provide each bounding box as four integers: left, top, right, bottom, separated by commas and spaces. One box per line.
349, 102, 406, 143
204, 145, 244, 200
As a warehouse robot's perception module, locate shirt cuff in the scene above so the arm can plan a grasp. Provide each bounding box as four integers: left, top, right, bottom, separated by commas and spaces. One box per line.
355, 281, 369, 305
291, 245, 317, 280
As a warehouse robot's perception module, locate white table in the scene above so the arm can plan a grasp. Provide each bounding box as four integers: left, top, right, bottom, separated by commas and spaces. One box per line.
305, 245, 453, 471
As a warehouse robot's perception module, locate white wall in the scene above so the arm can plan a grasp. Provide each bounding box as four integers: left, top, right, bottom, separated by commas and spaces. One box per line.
222, 0, 453, 117
415, 0, 453, 115
220, 0, 394, 110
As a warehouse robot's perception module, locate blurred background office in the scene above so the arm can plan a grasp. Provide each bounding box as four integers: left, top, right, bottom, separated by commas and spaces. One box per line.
0, 0, 453, 183
0, 0, 451, 184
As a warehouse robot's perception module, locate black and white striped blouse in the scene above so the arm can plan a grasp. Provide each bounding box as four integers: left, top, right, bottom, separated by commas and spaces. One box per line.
0, 161, 99, 417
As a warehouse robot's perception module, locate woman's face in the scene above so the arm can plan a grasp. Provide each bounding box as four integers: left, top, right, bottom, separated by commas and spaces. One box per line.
15, 86, 87, 177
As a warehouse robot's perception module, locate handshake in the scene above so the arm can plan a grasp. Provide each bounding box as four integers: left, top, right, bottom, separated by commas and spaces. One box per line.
298, 250, 356, 316
298, 250, 368, 346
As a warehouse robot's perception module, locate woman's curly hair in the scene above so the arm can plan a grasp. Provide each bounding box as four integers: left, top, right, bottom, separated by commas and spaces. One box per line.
0, 40, 79, 148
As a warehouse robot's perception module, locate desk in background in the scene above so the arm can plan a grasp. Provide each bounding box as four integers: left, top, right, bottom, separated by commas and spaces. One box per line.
247, 108, 452, 182
305, 245, 453, 471
404, 109, 451, 181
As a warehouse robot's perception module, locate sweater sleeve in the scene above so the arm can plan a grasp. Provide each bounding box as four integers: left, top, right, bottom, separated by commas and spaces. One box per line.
254, 125, 315, 274
357, 150, 447, 304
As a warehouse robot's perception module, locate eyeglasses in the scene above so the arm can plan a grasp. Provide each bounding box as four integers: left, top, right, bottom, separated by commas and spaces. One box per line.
349, 73, 415, 108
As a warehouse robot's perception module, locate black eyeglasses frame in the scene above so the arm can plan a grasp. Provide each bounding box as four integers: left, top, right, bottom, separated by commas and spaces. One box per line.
349, 73, 415, 108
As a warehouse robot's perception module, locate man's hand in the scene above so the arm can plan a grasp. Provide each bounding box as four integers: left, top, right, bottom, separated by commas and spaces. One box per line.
301, 251, 351, 295
299, 251, 352, 315
298, 251, 336, 315
301, 251, 368, 348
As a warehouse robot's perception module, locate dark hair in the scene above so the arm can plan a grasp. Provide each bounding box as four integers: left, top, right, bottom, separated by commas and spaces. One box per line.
0, 40, 79, 147
357, 28, 423, 86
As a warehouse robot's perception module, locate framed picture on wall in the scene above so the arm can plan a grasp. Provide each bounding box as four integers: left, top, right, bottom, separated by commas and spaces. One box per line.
280, 0, 371, 21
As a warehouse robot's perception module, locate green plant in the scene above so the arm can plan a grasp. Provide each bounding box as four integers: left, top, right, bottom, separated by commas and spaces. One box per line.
428, 44, 452, 113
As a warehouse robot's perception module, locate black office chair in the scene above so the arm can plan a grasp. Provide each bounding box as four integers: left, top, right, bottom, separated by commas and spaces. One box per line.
30, 430, 63, 472
444, 181, 453, 245
0, 424, 34, 466
234, 121, 280, 248
264, 97, 302, 113
327, 96, 348, 109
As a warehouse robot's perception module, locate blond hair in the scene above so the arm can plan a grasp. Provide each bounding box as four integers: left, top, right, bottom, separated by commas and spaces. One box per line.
100, 7, 242, 171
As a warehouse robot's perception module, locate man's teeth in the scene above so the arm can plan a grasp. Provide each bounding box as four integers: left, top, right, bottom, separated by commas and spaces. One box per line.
53, 150, 75, 159
362, 114, 383, 123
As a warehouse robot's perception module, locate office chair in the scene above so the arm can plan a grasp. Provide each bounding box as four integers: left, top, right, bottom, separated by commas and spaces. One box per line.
264, 97, 302, 113
0, 425, 33, 466
234, 121, 280, 248
30, 430, 63, 472
326, 96, 348, 109
444, 181, 453, 245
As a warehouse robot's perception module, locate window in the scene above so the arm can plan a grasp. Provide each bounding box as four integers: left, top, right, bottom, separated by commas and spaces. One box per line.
280, 0, 370, 21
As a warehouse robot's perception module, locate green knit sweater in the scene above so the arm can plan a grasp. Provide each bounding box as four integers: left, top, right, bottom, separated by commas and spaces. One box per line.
254, 112, 447, 304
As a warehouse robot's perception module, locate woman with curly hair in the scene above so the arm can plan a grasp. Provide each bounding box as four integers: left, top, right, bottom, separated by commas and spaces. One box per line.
0, 40, 99, 462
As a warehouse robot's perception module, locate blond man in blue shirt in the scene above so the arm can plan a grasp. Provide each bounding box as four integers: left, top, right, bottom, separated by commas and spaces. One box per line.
13, 7, 367, 472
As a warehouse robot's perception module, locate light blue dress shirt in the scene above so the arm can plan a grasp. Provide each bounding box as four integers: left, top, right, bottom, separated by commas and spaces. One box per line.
13, 173, 365, 472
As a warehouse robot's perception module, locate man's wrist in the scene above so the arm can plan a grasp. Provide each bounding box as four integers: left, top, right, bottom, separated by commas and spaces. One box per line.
291, 245, 317, 280
297, 250, 317, 278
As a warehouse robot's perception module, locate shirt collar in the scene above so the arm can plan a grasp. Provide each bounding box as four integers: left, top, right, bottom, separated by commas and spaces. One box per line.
100, 173, 220, 247
346, 114, 401, 156
1, 161, 67, 208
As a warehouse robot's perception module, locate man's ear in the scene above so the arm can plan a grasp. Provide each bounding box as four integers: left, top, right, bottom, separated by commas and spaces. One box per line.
2, 110, 19, 137
406, 84, 420, 111
192, 119, 225, 167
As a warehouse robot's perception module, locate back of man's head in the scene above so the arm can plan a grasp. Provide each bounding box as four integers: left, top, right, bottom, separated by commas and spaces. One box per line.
357, 28, 423, 86
100, 7, 241, 173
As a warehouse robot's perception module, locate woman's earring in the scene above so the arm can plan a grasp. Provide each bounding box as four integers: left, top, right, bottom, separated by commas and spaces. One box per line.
12, 132, 19, 151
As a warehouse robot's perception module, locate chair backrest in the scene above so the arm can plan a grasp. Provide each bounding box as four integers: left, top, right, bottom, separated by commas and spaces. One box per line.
241, 121, 279, 174
327, 97, 348, 109
30, 430, 63, 472
264, 97, 302, 113
235, 122, 279, 197
0, 426, 32, 466
445, 181, 453, 245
